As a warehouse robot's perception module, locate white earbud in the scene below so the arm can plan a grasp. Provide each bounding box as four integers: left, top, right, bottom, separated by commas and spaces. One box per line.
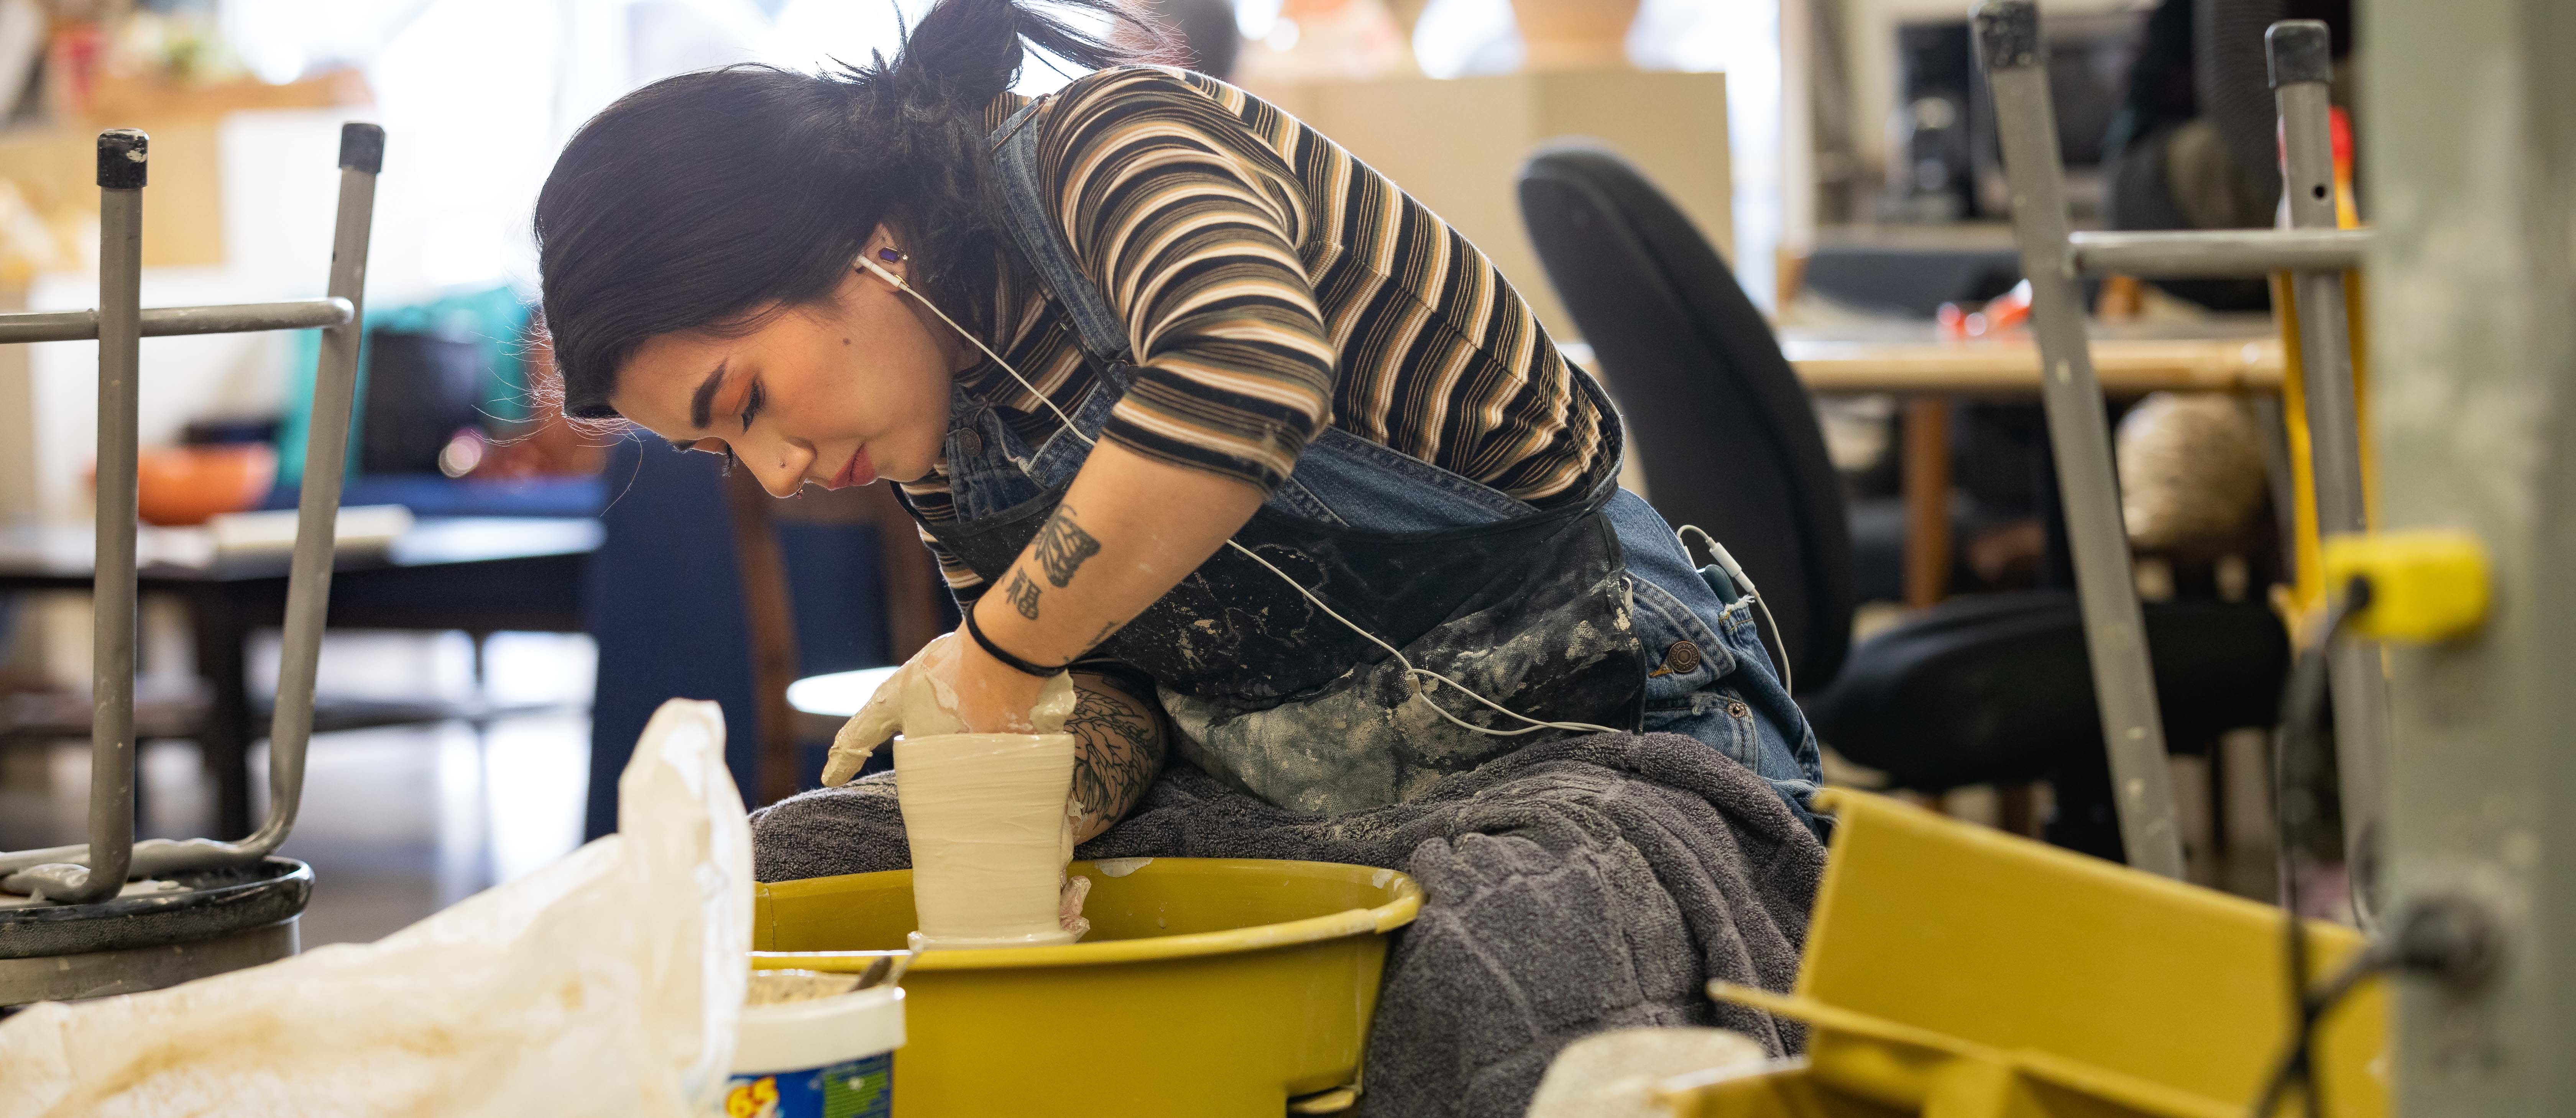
856, 254, 904, 286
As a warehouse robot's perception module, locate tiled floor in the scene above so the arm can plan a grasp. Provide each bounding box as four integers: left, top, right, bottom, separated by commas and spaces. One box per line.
0, 631, 595, 947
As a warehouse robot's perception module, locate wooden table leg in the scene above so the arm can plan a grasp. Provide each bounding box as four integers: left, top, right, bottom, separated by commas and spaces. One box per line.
187, 588, 254, 839
1999, 783, 2039, 838
856, 483, 945, 662
724, 468, 803, 809
1902, 396, 1955, 607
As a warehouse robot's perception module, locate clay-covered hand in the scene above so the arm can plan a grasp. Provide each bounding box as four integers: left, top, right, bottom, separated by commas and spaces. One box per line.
1058, 874, 1091, 937
821, 634, 1079, 786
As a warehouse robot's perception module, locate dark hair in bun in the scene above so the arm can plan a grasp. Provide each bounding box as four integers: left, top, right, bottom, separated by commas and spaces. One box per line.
535, 0, 1176, 419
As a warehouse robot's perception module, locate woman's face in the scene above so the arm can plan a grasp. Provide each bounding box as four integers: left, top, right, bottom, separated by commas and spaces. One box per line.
610, 228, 964, 495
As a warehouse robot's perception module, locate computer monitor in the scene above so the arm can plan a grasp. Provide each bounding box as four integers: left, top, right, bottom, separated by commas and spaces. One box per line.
1886, 11, 2144, 223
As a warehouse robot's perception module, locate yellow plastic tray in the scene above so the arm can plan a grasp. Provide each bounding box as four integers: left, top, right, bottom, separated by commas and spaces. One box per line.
1666, 790, 2385, 1118
752, 857, 1420, 1118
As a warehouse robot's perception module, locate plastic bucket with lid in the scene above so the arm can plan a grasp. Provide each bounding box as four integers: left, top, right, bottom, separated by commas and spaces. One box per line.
723, 980, 905, 1118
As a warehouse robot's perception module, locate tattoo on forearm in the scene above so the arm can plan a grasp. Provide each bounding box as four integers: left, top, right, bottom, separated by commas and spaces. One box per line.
1067, 686, 1164, 825
1003, 570, 1041, 619
1032, 506, 1102, 588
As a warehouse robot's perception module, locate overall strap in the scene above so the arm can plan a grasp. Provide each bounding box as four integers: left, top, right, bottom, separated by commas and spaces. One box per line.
988, 99, 1133, 364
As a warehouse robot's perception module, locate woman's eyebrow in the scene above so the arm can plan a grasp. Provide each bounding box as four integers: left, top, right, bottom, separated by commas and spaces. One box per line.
687, 360, 729, 429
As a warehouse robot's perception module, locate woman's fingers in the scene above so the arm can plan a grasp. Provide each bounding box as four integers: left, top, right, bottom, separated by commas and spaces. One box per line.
819, 631, 1073, 784
821, 698, 898, 786
821, 660, 915, 785
1057, 874, 1092, 935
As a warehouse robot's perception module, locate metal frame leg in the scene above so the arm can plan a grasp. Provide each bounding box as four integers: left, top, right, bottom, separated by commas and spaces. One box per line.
9, 132, 151, 904
251, 123, 382, 852
2269, 20, 2387, 917
1975, 0, 2185, 878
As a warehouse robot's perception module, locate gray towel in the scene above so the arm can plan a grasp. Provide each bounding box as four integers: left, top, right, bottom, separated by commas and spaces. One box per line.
751, 731, 1824, 1118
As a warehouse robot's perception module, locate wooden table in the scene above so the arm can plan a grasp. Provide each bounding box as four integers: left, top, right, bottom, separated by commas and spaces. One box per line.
1783, 322, 2284, 396
0, 517, 601, 837
1779, 319, 2284, 606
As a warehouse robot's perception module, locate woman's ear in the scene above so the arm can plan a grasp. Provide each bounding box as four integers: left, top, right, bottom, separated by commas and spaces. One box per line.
860, 223, 910, 282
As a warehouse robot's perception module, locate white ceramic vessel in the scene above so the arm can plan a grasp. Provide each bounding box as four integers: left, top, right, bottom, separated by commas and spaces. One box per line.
893, 732, 1081, 949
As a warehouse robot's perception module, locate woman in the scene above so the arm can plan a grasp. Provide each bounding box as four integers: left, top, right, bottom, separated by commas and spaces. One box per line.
535, 0, 1819, 840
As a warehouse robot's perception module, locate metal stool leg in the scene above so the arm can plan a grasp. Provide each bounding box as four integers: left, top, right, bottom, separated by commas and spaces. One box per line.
253, 123, 382, 853
2269, 19, 2387, 919
1976, 0, 2185, 877
11, 131, 151, 904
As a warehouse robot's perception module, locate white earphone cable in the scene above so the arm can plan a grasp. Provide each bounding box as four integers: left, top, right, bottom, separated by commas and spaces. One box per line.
1676, 523, 1793, 696
860, 256, 1620, 737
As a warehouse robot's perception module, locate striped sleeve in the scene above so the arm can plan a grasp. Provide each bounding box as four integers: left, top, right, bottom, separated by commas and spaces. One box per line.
894, 460, 988, 603
1038, 67, 1336, 490
918, 522, 983, 604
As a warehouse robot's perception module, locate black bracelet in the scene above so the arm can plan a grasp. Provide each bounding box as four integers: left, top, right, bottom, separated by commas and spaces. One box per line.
964, 600, 1070, 678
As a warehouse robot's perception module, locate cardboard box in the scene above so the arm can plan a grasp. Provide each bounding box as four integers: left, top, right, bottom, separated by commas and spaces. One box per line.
0, 118, 224, 268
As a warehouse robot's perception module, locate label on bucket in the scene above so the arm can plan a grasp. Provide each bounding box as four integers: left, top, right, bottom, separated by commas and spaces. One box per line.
722, 1052, 892, 1118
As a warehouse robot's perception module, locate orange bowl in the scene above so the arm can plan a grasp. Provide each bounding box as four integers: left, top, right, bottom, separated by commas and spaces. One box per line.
134, 444, 277, 527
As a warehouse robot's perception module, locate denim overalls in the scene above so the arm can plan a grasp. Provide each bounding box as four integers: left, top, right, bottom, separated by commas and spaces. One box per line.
900, 100, 1822, 828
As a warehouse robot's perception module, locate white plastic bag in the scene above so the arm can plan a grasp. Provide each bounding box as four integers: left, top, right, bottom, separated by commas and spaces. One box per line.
0, 699, 752, 1118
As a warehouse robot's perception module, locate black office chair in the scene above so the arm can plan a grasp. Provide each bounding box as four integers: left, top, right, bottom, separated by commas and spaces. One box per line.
1515, 149, 1856, 687
1516, 142, 2289, 859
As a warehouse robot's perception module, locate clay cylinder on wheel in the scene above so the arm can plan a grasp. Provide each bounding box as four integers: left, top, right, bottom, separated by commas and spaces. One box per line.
893, 732, 1079, 949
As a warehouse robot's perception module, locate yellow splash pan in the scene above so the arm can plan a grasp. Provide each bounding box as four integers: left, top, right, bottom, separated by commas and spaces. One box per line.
752, 857, 1421, 1117
1663, 790, 2387, 1118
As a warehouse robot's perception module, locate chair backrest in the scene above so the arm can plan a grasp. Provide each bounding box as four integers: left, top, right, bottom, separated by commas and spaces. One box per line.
1517, 143, 1856, 688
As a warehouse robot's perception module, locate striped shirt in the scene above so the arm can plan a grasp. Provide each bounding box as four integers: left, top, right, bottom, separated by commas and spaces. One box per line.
904, 66, 1608, 597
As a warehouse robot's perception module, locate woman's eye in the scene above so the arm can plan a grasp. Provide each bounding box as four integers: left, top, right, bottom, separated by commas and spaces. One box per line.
739, 380, 764, 432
